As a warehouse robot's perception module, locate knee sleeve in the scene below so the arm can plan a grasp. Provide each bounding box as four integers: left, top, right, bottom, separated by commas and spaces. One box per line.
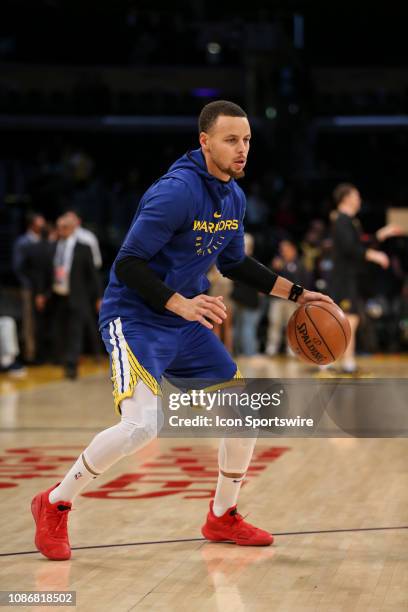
85, 381, 163, 472
218, 437, 257, 475
119, 381, 164, 456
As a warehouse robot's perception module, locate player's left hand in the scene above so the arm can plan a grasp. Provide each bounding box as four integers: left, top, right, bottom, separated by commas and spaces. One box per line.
297, 290, 334, 305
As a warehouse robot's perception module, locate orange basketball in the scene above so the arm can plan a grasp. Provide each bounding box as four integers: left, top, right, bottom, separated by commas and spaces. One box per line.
287, 301, 351, 365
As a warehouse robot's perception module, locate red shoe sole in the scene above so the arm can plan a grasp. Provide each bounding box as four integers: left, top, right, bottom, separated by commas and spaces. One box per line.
201, 525, 273, 546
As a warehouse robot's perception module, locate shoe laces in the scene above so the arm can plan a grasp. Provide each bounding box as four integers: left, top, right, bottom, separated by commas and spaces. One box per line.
45, 504, 71, 536
229, 508, 248, 522
229, 508, 257, 536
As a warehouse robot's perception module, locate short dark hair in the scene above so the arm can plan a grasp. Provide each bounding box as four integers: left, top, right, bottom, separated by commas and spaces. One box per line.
198, 100, 247, 133
63, 208, 81, 219
332, 183, 358, 206
26, 212, 43, 228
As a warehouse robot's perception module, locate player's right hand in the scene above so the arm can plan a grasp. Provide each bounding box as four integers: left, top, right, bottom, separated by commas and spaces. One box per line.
166, 293, 227, 329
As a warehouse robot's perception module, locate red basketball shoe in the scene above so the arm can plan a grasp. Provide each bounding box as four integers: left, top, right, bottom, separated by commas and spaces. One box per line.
31, 483, 72, 560
201, 501, 273, 546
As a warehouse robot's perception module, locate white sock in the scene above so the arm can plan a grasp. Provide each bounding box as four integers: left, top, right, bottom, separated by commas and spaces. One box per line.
49, 452, 99, 504
212, 436, 257, 516
49, 382, 162, 504
213, 471, 245, 517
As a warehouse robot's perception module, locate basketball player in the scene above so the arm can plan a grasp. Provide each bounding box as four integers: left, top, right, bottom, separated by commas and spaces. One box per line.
31, 100, 333, 559
330, 183, 400, 373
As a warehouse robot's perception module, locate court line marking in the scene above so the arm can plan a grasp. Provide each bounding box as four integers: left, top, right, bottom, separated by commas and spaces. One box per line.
1, 526, 407, 557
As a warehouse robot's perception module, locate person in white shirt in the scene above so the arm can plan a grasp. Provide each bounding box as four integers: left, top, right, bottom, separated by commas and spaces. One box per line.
58, 212, 103, 365
63, 210, 102, 269
50, 215, 102, 379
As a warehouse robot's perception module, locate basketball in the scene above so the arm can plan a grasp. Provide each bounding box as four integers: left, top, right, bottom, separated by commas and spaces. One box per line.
287, 301, 351, 365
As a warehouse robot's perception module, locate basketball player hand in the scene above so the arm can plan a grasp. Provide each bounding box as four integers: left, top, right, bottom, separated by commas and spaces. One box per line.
297, 290, 334, 305
166, 293, 227, 329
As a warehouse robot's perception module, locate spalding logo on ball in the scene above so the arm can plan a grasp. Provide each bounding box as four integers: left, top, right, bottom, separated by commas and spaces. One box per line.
287, 301, 351, 365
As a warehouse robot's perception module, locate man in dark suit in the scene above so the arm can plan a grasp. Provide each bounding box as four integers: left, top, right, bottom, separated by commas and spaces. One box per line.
49, 215, 101, 379
21, 224, 55, 364
12, 213, 46, 362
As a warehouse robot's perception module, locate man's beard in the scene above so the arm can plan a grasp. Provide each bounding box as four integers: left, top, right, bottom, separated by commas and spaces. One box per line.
214, 157, 245, 180
227, 168, 245, 180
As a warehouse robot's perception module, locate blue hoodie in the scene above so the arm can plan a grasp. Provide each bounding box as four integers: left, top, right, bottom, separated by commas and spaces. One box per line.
99, 148, 246, 328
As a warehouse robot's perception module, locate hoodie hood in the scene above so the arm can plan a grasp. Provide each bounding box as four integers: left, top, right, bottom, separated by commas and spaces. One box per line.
167, 148, 234, 213
100, 146, 246, 329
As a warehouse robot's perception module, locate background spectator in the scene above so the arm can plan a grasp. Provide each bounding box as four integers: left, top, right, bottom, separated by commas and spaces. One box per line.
11, 213, 46, 362
231, 234, 263, 357
207, 266, 234, 353
48, 215, 102, 379
20, 223, 55, 364
0, 288, 25, 376
266, 239, 310, 356
63, 210, 103, 270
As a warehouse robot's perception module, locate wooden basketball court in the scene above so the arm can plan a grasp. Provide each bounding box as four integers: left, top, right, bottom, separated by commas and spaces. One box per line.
0, 356, 407, 611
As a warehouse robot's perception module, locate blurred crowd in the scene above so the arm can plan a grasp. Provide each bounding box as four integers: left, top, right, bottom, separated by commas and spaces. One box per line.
0, 211, 102, 379
1, 186, 407, 380
1, 2, 408, 379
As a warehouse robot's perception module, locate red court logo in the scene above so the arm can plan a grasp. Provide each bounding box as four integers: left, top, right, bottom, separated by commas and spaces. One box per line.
0, 445, 290, 500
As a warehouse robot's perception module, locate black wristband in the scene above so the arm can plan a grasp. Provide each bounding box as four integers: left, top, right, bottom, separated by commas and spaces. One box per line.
288, 284, 304, 302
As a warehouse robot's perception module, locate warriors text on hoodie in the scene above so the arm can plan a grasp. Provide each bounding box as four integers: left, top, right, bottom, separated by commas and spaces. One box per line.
99, 148, 246, 328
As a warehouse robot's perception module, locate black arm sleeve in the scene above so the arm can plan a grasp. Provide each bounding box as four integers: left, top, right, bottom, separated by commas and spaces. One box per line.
221, 256, 278, 294
115, 256, 176, 312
